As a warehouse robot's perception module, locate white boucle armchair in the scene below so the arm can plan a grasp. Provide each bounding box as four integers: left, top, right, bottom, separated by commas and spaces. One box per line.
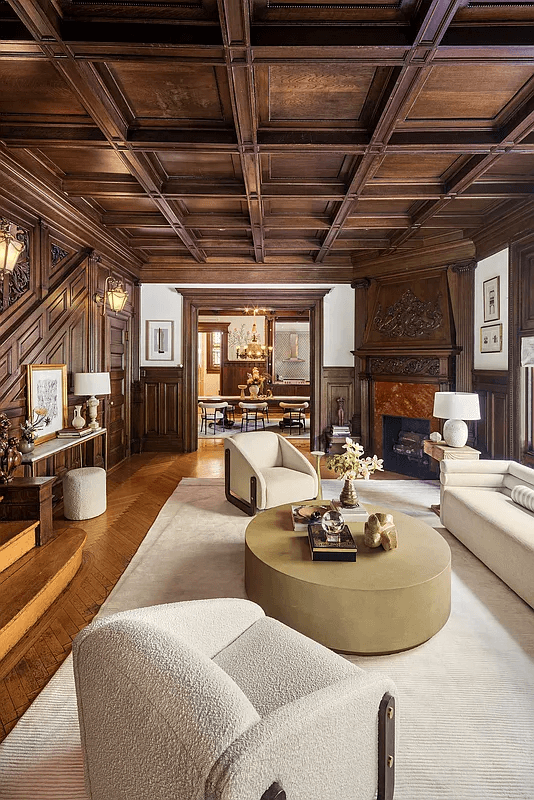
73, 598, 396, 800
224, 431, 318, 515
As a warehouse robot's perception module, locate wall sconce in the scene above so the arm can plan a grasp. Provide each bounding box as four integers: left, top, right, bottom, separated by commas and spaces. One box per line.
0, 222, 25, 278
94, 276, 128, 316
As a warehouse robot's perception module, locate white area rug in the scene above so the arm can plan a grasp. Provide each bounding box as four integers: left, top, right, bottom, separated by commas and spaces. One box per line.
1, 479, 534, 799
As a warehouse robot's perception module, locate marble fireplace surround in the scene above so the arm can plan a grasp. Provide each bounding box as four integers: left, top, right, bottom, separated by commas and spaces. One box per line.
357, 349, 457, 458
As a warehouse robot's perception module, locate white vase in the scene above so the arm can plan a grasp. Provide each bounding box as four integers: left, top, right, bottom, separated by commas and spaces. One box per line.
72, 405, 85, 430
249, 384, 260, 398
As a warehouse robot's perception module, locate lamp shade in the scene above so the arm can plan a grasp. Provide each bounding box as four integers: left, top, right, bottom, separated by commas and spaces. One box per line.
74, 372, 111, 396
433, 392, 480, 421
0, 223, 25, 276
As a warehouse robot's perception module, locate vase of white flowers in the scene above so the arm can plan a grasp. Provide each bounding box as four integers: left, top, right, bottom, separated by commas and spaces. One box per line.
327, 438, 384, 508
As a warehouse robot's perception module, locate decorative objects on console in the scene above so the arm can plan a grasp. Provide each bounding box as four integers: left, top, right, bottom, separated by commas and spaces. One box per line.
327, 438, 384, 508
432, 391, 481, 447
19, 407, 51, 452
71, 405, 85, 430
73, 372, 111, 431
364, 513, 398, 551
0, 413, 22, 483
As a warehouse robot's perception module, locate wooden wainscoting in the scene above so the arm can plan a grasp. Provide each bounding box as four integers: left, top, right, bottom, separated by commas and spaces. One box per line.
473, 370, 509, 459
140, 366, 183, 451
321, 366, 355, 445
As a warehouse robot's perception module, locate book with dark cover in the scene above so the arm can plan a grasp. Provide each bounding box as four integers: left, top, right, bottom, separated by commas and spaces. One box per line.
307, 522, 357, 562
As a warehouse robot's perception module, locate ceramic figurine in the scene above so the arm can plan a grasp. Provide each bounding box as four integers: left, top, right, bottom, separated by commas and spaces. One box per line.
364, 512, 398, 551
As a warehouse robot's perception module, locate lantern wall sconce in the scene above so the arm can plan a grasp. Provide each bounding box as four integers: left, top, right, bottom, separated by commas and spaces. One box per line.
94, 276, 128, 315
0, 221, 25, 278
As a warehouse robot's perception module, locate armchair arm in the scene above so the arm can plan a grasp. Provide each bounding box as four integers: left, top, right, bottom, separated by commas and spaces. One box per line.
207, 672, 396, 800
225, 439, 267, 514
278, 435, 317, 480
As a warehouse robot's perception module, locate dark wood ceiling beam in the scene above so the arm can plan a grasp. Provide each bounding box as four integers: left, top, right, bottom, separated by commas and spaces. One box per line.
5, 0, 207, 263
218, 0, 265, 263
314, 0, 464, 263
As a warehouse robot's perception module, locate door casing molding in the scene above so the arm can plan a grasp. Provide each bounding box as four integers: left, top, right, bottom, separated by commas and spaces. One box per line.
180, 288, 330, 452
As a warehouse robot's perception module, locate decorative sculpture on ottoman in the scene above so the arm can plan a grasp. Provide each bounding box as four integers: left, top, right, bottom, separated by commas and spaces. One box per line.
364, 512, 398, 551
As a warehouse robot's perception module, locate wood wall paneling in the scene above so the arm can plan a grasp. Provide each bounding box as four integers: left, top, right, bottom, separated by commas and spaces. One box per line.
473, 370, 509, 460
321, 367, 355, 448
140, 367, 183, 451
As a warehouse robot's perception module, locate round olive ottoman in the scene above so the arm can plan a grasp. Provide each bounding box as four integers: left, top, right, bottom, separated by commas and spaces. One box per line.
63, 467, 107, 520
245, 502, 451, 655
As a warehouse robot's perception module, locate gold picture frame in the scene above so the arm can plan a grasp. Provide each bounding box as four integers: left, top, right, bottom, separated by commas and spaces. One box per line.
26, 364, 68, 443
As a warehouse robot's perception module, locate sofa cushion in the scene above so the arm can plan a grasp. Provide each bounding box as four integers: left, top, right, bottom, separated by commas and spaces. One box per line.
441, 487, 534, 609
511, 484, 534, 513
261, 466, 316, 508
213, 617, 358, 716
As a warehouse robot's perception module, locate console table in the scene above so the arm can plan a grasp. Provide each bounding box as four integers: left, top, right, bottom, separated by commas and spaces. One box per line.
20, 428, 107, 478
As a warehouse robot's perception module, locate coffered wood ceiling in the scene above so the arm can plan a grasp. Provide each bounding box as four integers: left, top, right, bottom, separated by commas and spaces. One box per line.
1, 0, 534, 281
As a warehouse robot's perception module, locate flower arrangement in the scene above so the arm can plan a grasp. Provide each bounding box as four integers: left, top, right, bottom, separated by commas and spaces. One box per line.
20, 407, 51, 443
327, 438, 384, 480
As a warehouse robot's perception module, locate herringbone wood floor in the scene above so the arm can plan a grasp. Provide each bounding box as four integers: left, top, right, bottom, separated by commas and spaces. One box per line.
0, 440, 406, 741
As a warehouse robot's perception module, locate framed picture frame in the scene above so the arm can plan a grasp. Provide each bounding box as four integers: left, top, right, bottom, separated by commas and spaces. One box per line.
26, 363, 68, 443
480, 323, 503, 353
146, 320, 174, 361
483, 275, 500, 322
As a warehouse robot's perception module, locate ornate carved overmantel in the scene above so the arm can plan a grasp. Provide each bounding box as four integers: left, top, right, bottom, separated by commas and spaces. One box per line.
353, 269, 460, 453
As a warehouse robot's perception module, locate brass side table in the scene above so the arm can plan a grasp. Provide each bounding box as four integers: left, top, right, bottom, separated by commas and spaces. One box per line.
423, 440, 481, 515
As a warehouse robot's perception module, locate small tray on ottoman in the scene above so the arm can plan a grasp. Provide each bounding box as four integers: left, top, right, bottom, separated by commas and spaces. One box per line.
307, 523, 357, 562
291, 503, 331, 531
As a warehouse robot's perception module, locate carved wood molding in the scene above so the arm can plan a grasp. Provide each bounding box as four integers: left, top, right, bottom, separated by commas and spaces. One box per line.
373, 289, 443, 339
369, 357, 440, 377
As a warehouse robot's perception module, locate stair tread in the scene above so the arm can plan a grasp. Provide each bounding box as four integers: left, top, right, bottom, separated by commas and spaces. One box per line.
0, 521, 39, 549
0, 529, 86, 630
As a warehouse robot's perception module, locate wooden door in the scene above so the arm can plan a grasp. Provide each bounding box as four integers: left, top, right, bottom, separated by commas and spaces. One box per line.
107, 313, 130, 468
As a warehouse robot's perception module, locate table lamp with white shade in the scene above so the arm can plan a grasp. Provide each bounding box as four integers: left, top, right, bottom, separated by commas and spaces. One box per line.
433, 391, 480, 448
74, 372, 111, 431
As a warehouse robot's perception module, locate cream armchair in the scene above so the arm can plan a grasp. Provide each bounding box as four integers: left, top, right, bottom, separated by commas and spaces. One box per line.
224, 430, 318, 515
73, 598, 396, 800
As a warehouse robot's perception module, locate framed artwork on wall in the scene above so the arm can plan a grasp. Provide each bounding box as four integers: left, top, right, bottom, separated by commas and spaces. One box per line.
146, 320, 174, 361
480, 323, 503, 353
26, 363, 68, 443
483, 275, 500, 322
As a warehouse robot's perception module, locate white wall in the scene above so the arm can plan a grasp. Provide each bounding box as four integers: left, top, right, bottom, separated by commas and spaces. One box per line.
140, 283, 355, 367
140, 284, 183, 366
323, 285, 355, 366
474, 249, 508, 371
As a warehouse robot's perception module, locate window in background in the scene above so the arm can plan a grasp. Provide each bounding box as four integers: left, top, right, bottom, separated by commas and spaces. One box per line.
207, 331, 221, 373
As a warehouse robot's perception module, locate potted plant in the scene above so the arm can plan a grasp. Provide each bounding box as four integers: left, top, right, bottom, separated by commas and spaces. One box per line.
327, 438, 384, 507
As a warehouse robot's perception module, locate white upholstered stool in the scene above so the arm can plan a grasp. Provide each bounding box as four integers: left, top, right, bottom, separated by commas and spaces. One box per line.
63, 467, 107, 520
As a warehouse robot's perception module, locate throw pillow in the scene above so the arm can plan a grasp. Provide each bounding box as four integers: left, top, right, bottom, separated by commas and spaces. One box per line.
511, 484, 534, 513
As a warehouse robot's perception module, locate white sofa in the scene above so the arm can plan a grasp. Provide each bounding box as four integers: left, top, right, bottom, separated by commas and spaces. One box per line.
225, 431, 318, 515
440, 459, 534, 609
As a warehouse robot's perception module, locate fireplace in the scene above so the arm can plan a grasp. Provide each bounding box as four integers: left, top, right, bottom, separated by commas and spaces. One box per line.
382, 415, 434, 479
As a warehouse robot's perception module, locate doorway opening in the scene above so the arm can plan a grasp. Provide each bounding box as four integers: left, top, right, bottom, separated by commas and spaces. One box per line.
180, 288, 329, 452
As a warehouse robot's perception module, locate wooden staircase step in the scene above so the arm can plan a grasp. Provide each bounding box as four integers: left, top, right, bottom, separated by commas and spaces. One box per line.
0, 528, 86, 663
0, 521, 39, 573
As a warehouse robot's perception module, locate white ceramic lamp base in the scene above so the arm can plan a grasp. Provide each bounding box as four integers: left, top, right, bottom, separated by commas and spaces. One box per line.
442, 418, 468, 448
87, 395, 100, 431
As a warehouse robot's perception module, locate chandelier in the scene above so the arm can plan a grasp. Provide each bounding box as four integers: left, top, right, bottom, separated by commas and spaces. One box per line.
236, 322, 270, 360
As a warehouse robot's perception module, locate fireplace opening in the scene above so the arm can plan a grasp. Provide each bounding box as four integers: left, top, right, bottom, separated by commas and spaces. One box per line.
382, 415, 434, 479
